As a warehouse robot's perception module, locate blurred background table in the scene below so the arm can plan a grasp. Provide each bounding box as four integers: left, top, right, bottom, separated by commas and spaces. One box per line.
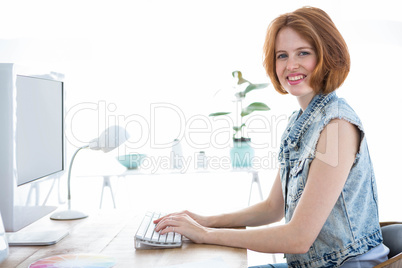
91, 168, 263, 209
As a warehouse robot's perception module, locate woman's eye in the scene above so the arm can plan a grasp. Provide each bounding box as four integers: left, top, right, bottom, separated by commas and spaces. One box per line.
299, 51, 310, 56
277, 53, 287, 59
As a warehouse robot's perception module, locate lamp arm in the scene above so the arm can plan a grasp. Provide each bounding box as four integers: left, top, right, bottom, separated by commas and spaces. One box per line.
67, 145, 89, 210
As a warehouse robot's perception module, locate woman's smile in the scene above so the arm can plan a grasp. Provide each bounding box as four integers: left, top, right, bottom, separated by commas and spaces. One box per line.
287, 73, 307, 85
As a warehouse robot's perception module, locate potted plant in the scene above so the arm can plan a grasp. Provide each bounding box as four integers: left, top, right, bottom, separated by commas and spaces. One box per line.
209, 71, 270, 168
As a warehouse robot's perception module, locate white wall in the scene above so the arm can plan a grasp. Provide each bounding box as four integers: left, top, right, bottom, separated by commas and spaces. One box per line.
1, 0, 401, 220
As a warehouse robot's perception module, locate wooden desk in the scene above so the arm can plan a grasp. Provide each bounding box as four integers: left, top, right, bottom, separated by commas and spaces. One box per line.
1, 210, 247, 268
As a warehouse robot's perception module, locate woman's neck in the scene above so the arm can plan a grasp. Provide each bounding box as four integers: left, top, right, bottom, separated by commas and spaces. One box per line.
297, 91, 316, 111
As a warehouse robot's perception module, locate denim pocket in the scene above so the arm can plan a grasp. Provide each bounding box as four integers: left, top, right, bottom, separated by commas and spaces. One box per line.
287, 158, 307, 204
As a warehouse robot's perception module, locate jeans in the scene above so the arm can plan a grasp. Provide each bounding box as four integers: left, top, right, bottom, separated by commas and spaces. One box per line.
249, 263, 288, 268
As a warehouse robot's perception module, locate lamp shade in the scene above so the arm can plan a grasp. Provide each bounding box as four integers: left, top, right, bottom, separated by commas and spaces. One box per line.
89, 125, 129, 153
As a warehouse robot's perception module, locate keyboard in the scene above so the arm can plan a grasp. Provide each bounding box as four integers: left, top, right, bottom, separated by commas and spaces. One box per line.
135, 211, 182, 249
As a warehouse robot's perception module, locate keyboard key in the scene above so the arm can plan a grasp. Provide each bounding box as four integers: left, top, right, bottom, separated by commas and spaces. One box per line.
173, 233, 181, 243
151, 230, 161, 242
144, 223, 155, 240
159, 233, 167, 243
136, 213, 152, 239
166, 232, 174, 243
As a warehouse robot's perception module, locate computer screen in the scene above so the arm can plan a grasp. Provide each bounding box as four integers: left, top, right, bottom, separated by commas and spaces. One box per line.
0, 63, 66, 232
16, 75, 64, 186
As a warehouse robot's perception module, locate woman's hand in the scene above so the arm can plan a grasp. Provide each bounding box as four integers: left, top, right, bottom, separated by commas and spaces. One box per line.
153, 210, 210, 244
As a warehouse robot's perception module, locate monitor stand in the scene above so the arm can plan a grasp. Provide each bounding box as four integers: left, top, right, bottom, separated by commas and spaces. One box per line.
6, 229, 69, 246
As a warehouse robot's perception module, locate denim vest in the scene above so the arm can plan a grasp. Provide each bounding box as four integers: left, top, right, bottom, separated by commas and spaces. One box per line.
278, 92, 383, 268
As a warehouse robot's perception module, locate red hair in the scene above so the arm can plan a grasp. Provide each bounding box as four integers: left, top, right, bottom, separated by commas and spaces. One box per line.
263, 6, 350, 94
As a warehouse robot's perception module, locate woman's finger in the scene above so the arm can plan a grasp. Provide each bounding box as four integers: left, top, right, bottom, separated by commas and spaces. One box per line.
155, 216, 178, 232
154, 211, 185, 224
153, 213, 171, 224
159, 225, 179, 235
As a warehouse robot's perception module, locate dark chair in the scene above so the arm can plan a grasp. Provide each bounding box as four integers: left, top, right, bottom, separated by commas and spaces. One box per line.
374, 222, 402, 268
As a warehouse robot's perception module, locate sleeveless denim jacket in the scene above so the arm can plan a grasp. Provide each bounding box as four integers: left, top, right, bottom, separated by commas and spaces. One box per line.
278, 92, 383, 268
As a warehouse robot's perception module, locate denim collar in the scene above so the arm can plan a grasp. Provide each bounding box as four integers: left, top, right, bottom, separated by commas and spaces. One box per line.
287, 91, 337, 148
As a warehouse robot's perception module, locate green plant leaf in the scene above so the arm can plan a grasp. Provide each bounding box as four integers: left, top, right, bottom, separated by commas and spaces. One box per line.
233, 123, 246, 132
244, 83, 269, 95
232, 71, 249, 85
235, 91, 245, 99
209, 112, 231, 117
241, 102, 270, 117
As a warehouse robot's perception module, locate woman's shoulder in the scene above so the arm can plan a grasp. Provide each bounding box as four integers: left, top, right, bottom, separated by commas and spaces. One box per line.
321, 96, 363, 129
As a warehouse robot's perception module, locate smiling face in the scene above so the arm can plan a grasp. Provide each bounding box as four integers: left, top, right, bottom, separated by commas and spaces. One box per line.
275, 27, 318, 109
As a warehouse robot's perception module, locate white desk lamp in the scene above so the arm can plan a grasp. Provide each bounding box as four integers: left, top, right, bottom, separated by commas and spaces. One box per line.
50, 125, 129, 220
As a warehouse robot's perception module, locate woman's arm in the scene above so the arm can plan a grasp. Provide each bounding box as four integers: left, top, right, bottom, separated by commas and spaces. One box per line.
155, 170, 284, 228
207, 170, 284, 228
156, 119, 360, 254
203, 119, 361, 253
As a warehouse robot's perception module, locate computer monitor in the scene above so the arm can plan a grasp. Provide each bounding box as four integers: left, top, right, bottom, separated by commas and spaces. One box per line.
0, 63, 66, 233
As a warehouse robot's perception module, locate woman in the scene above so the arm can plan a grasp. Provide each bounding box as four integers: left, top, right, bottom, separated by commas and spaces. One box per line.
155, 6, 388, 267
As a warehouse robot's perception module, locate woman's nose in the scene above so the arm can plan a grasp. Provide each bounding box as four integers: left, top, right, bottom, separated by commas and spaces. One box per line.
286, 57, 299, 71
